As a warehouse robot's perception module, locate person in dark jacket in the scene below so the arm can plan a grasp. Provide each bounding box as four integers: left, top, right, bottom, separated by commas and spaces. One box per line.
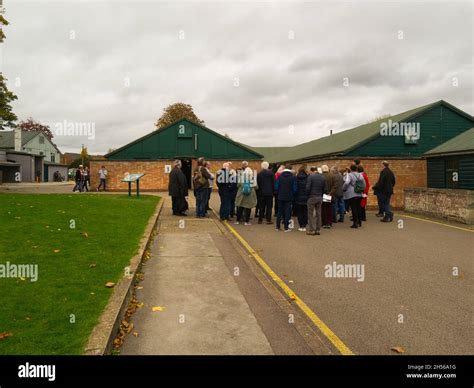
216, 162, 233, 221
306, 167, 327, 235
168, 160, 188, 216
257, 161, 276, 224
72, 165, 84, 192
331, 166, 345, 223
193, 157, 212, 218
373, 161, 396, 222
321, 164, 335, 228
294, 165, 309, 231
275, 164, 297, 232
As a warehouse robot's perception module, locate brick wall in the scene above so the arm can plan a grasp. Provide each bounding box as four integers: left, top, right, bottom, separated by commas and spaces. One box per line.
404, 187, 474, 224
89, 159, 263, 191
286, 158, 427, 209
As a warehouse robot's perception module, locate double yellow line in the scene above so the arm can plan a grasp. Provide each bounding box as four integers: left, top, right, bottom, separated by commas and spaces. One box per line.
224, 221, 354, 356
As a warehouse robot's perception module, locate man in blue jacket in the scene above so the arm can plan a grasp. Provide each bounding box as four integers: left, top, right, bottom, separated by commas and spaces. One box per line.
275, 164, 297, 232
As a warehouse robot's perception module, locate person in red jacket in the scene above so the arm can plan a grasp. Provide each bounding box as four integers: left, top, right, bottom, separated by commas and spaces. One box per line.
357, 165, 370, 222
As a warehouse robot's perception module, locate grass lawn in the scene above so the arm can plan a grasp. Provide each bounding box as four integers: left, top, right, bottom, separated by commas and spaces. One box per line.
0, 193, 160, 355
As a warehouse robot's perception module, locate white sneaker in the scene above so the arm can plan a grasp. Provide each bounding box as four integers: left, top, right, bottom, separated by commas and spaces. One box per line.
284, 229, 292, 233
234, 221, 240, 225
244, 222, 251, 226
298, 227, 306, 232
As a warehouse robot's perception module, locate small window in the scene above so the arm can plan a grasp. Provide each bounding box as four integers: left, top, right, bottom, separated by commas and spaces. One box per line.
39, 136, 44, 144
445, 160, 459, 189
51, 153, 55, 163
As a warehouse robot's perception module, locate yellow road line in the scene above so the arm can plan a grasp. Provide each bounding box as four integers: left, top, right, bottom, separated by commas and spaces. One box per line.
399, 214, 474, 232
224, 221, 354, 356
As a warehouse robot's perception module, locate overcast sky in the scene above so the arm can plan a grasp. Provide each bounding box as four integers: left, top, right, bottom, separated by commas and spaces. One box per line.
2, 0, 473, 154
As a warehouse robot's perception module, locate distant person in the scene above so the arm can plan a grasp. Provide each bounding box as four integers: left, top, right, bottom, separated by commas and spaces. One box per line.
193, 157, 212, 218
273, 165, 285, 217
331, 166, 345, 223
216, 162, 233, 221
275, 164, 297, 232
343, 164, 364, 229
229, 168, 238, 219
294, 165, 309, 231
97, 165, 108, 192
205, 161, 214, 212
357, 165, 370, 222
373, 161, 396, 222
256, 161, 275, 224
321, 164, 335, 229
73, 165, 84, 192
83, 167, 90, 192
168, 160, 188, 216
306, 166, 327, 235
235, 167, 258, 225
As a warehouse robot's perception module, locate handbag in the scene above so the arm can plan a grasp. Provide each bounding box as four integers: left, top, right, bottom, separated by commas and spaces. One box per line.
323, 194, 332, 203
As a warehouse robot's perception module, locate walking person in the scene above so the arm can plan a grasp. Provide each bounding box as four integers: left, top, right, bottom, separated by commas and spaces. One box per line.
321, 164, 335, 228
72, 165, 84, 192
294, 165, 309, 231
83, 167, 90, 192
357, 165, 370, 222
373, 161, 396, 222
97, 165, 108, 192
235, 167, 258, 225
343, 164, 365, 229
216, 162, 233, 221
256, 161, 275, 224
275, 164, 297, 232
331, 166, 345, 223
306, 167, 327, 235
168, 160, 189, 216
193, 157, 212, 218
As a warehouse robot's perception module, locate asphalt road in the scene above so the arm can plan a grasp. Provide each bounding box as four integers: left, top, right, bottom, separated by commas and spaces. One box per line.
211, 197, 473, 355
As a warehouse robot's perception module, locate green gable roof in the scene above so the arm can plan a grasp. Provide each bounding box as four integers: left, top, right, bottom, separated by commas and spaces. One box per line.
424, 127, 474, 156
268, 100, 473, 163
105, 119, 264, 160
247, 146, 291, 162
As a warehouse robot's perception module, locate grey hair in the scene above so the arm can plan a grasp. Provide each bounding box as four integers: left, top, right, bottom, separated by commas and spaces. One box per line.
261, 161, 269, 169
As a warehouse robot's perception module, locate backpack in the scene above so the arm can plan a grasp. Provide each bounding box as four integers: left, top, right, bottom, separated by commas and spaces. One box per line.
242, 177, 252, 196
193, 167, 207, 186
353, 173, 366, 194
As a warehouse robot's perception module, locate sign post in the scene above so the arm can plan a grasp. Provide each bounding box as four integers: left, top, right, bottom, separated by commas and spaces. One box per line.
121, 173, 145, 197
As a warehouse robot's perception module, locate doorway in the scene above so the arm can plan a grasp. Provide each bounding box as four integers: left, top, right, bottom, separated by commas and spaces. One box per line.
180, 159, 192, 189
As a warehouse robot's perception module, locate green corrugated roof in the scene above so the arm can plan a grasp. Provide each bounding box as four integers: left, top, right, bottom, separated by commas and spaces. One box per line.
268, 100, 461, 163
424, 127, 474, 156
247, 146, 291, 161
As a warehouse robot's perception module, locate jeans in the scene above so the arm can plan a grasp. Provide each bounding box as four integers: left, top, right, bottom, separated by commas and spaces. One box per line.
294, 203, 308, 227
332, 195, 345, 221
258, 195, 273, 222
307, 196, 322, 232
195, 188, 208, 217
73, 181, 83, 192
237, 206, 251, 223
98, 178, 106, 191
379, 193, 392, 217
276, 200, 292, 230
219, 193, 232, 220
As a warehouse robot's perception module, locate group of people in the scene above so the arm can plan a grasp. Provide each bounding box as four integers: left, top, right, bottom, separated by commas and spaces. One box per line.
72, 165, 108, 192
167, 157, 396, 234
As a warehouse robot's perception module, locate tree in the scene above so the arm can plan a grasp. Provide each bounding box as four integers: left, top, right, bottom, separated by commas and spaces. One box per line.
80, 146, 89, 162
0, 16, 18, 130
155, 103, 204, 129
18, 118, 54, 140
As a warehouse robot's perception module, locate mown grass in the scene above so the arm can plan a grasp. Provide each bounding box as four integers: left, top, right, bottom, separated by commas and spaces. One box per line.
0, 193, 160, 355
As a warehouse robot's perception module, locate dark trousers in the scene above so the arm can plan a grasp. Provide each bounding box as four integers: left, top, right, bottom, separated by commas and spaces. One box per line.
294, 203, 308, 227
258, 195, 273, 222
219, 193, 232, 220
360, 206, 366, 221
172, 196, 187, 215
98, 178, 106, 191
322, 202, 333, 226
277, 200, 292, 230
195, 188, 208, 217
237, 206, 251, 223
379, 193, 392, 217
73, 180, 83, 192
376, 193, 384, 214
230, 195, 236, 217
348, 197, 362, 225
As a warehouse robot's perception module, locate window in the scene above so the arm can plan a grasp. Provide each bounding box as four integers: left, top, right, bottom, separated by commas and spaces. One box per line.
39, 136, 44, 144
51, 153, 56, 163
445, 160, 459, 189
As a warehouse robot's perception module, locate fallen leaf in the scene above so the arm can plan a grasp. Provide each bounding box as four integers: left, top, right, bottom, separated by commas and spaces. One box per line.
0, 332, 12, 341
289, 280, 294, 283
121, 320, 129, 328
105, 282, 115, 288
133, 332, 139, 337
391, 346, 405, 353
32, 246, 38, 249
53, 249, 60, 253
152, 306, 165, 312
289, 294, 297, 301
89, 263, 96, 268
83, 232, 89, 238
135, 286, 143, 290
25, 317, 31, 321
137, 303, 144, 309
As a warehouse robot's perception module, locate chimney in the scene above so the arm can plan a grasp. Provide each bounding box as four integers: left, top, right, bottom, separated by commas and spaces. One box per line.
14, 128, 22, 151
330, 130, 333, 135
